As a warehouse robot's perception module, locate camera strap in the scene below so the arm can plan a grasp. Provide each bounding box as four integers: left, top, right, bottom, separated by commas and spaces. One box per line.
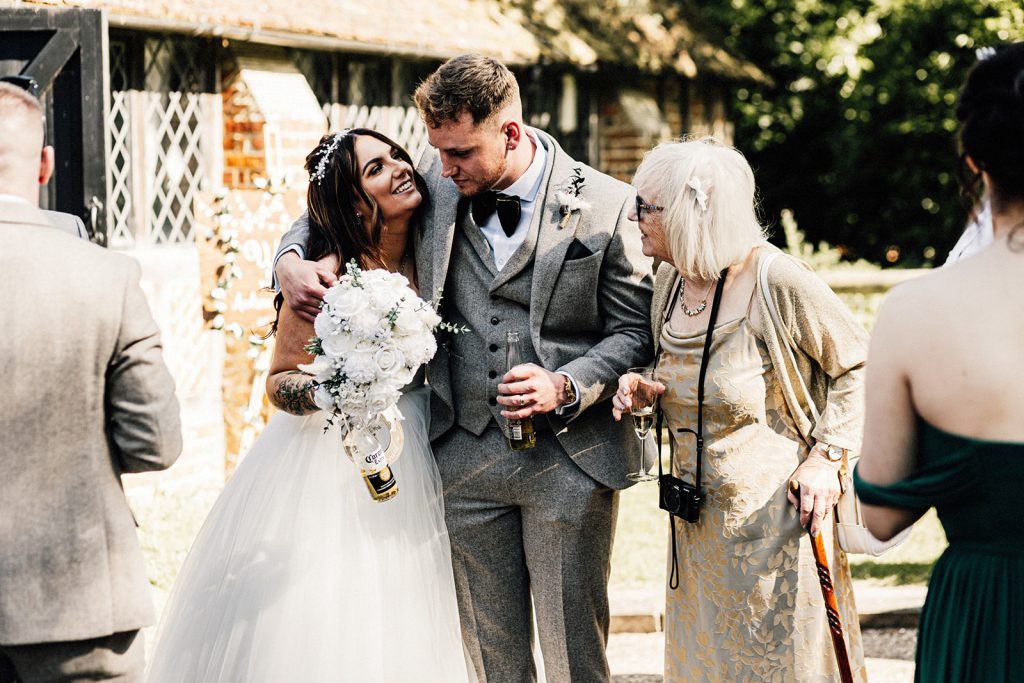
657, 266, 729, 589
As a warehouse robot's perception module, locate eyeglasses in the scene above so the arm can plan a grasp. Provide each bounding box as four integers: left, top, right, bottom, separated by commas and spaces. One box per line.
635, 195, 664, 219
0, 75, 41, 99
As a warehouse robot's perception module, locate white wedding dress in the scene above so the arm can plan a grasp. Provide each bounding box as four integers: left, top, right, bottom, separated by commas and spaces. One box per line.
147, 384, 473, 682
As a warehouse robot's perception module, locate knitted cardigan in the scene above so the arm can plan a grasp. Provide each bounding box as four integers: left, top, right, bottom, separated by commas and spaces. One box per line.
650, 244, 869, 452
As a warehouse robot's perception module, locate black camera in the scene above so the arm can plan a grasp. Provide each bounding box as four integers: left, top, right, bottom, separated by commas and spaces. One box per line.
659, 473, 702, 523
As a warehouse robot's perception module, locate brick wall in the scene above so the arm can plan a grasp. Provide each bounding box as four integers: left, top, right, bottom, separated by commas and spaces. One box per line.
220, 56, 326, 190
222, 72, 267, 189
596, 76, 734, 182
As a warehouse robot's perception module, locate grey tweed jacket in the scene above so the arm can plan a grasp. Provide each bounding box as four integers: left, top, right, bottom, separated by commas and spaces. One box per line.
277, 128, 655, 488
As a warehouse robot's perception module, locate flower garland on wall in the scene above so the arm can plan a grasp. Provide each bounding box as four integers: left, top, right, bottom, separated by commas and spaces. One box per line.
201, 190, 288, 351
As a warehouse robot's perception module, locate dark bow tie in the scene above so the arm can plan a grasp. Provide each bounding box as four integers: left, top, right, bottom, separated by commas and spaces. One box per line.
471, 191, 521, 237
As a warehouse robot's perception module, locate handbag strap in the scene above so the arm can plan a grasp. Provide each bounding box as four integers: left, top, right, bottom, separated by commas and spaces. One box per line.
757, 252, 821, 431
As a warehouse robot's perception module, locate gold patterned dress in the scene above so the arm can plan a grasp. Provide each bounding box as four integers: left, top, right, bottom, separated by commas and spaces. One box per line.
658, 314, 866, 683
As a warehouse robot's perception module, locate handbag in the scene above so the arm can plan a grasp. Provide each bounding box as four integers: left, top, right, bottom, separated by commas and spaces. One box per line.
758, 252, 911, 556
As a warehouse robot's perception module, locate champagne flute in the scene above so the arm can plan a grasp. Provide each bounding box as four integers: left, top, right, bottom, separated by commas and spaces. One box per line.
626, 367, 659, 483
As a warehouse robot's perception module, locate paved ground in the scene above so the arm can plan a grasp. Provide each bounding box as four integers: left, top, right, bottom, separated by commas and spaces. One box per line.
606, 582, 924, 682
608, 632, 916, 682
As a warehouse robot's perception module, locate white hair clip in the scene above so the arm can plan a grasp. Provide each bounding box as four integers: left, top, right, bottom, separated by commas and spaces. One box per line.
311, 129, 352, 185
976, 46, 997, 62
687, 177, 710, 213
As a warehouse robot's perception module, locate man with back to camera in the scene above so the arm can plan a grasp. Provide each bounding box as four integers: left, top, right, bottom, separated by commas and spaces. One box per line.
0, 81, 182, 683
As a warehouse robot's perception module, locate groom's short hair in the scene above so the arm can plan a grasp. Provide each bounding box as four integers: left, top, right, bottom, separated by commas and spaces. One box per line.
414, 53, 519, 128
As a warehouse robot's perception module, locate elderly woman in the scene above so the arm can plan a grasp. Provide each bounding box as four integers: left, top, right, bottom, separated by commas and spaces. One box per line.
613, 138, 868, 681
856, 43, 1024, 682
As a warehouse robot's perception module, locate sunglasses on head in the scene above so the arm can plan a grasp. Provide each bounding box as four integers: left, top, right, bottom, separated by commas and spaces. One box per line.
1, 75, 47, 142
0, 75, 41, 99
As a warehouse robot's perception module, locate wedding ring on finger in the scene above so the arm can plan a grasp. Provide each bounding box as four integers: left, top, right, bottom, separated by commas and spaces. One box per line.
517, 395, 526, 407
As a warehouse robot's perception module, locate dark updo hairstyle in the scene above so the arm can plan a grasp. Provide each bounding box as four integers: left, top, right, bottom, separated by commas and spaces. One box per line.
303, 128, 428, 273
956, 42, 1024, 213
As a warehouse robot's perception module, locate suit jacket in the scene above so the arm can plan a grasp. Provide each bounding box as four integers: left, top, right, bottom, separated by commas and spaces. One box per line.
43, 209, 89, 239
276, 128, 654, 487
419, 129, 655, 486
0, 198, 182, 645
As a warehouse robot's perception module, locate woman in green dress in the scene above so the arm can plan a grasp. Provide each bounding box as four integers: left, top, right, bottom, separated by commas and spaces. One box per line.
855, 42, 1024, 682
613, 138, 869, 682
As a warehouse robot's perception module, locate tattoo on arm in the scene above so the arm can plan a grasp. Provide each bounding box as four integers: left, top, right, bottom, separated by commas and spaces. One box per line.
272, 371, 320, 415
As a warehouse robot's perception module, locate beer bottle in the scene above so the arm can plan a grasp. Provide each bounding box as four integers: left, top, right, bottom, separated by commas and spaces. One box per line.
347, 428, 399, 502
505, 331, 537, 450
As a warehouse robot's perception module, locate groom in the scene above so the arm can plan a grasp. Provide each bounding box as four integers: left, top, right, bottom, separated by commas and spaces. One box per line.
275, 54, 653, 681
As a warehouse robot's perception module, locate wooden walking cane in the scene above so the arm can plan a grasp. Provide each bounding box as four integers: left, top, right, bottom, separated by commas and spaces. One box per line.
790, 480, 855, 683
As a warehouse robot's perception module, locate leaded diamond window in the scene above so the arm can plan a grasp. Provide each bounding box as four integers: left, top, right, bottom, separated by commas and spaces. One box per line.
105, 33, 216, 247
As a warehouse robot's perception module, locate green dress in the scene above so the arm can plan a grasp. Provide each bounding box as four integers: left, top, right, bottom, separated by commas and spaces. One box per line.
854, 420, 1024, 682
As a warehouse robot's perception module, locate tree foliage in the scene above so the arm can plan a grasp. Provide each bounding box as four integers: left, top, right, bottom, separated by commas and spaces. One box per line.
693, 0, 1024, 266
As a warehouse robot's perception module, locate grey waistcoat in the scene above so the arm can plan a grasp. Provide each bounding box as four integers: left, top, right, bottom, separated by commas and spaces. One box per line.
445, 200, 543, 435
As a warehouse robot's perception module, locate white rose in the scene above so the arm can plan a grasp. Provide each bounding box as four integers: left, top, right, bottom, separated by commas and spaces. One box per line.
374, 346, 406, 378
320, 330, 356, 358
297, 355, 334, 381
314, 310, 341, 340
365, 383, 400, 416
393, 305, 426, 335
367, 284, 402, 313
323, 285, 368, 318
387, 271, 411, 290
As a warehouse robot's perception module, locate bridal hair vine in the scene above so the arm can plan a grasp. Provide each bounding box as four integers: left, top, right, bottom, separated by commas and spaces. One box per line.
311, 129, 353, 185
555, 166, 591, 228
686, 176, 711, 213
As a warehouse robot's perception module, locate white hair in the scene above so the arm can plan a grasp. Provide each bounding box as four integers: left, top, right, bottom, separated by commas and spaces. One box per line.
633, 137, 766, 280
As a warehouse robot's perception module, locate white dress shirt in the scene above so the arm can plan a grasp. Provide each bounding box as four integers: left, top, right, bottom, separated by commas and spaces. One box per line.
477, 133, 547, 271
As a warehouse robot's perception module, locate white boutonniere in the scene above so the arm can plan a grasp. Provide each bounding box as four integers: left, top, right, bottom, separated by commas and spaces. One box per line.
555, 166, 591, 228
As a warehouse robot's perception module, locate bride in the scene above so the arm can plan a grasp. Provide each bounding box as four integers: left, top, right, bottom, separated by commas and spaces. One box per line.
147, 129, 473, 682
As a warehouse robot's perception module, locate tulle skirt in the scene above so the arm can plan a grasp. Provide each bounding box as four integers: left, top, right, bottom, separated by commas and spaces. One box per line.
147, 387, 472, 682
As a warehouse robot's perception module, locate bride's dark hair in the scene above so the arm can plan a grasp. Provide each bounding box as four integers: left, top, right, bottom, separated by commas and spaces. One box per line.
268, 129, 428, 335
304, 128, 428, 273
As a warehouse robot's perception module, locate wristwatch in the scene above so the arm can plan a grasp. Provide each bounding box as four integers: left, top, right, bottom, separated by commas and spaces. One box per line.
561, 375, 577, 405
816, 443, 846, 462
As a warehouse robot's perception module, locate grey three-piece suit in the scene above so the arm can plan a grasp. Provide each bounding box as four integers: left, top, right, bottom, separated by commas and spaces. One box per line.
0, 198, 182, 681
278, 128, 653, 682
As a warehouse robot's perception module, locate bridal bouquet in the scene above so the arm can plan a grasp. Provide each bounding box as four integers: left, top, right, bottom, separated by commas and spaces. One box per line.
299, 260, 446, 431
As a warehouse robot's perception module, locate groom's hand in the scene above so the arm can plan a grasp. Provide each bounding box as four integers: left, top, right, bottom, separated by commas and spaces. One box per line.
497, 363, 566, 419
276, 252, 338, 322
